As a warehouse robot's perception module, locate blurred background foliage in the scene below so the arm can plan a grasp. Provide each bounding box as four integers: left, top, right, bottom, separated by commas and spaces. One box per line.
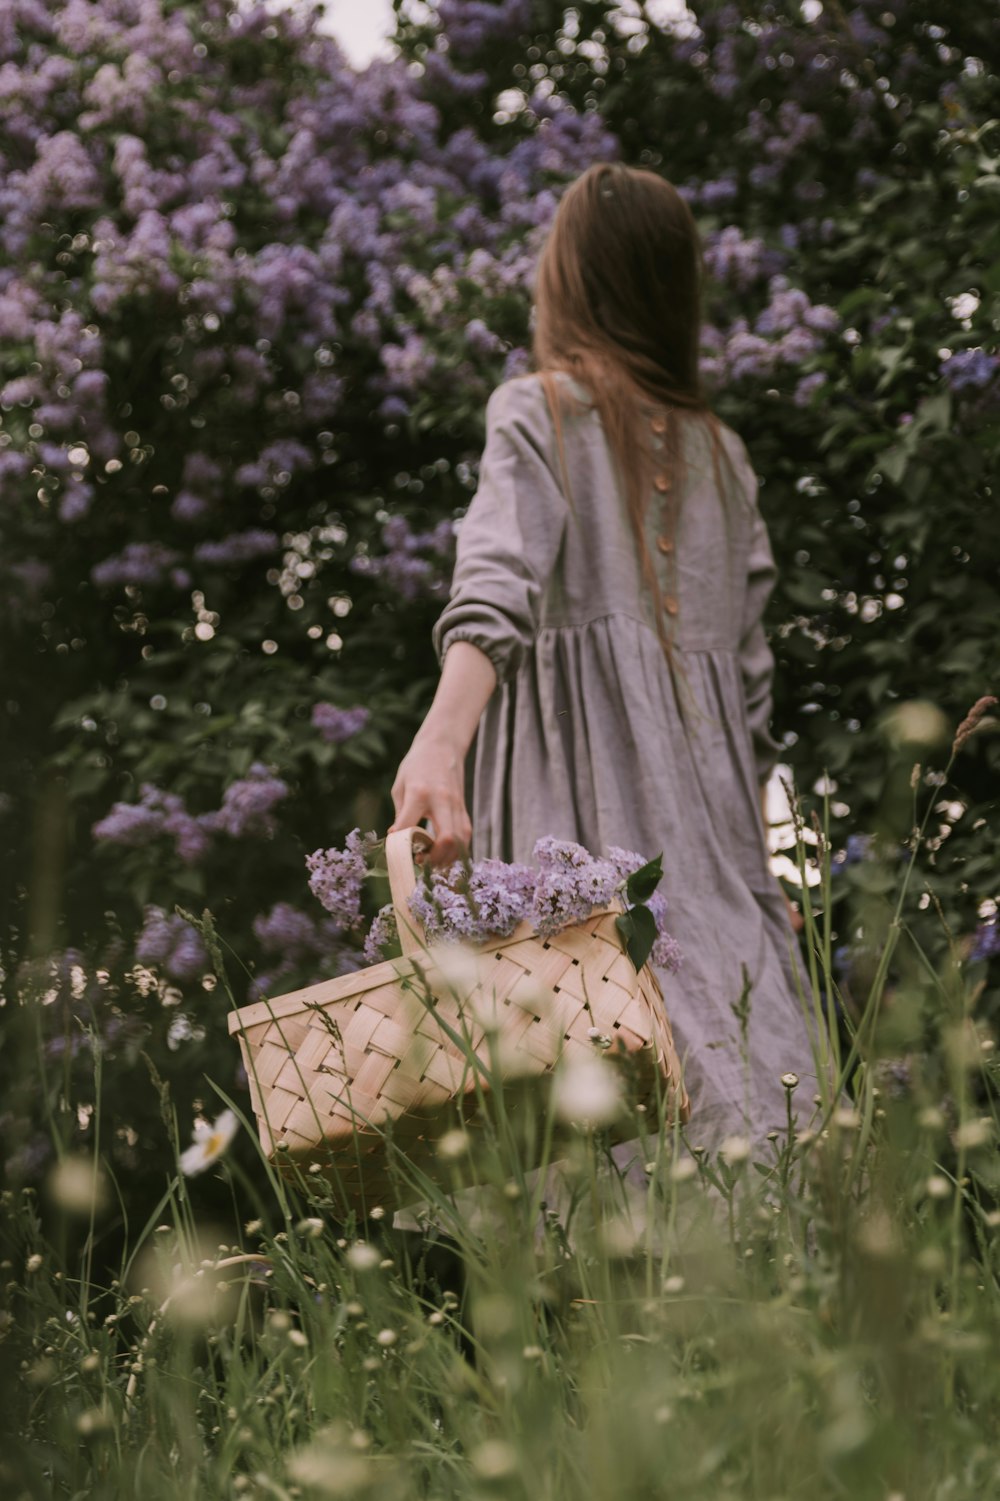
0, 0, 997, 1217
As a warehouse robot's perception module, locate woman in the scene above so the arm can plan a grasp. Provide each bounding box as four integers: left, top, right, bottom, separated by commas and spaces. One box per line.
390, 162, 818, 1153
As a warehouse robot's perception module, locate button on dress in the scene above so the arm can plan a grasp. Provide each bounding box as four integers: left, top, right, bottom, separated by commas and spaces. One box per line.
431, 372, 818, 1150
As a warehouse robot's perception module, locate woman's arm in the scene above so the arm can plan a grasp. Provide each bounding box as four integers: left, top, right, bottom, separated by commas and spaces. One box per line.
391, 378, 570, 865
389, 640, 496, 865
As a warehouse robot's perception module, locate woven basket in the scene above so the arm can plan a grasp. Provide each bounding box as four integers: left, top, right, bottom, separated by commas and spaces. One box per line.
229, 827, 689, 1209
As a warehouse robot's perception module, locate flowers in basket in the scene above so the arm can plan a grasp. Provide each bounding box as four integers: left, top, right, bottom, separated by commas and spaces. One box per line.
306, 832, 682, 975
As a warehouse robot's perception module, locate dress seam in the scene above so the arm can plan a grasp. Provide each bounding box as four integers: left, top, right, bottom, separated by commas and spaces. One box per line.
535, 614, 738, 655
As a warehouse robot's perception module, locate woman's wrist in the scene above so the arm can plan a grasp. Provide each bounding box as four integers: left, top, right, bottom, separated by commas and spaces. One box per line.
411, 722, 468, 761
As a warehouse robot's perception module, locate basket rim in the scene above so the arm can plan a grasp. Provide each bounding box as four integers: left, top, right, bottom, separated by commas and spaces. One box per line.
227, 904, 626, 1036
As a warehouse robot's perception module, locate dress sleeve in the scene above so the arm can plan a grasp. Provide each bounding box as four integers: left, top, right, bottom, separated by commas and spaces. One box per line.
736, 455, 783, 784
432, 376, 569, 685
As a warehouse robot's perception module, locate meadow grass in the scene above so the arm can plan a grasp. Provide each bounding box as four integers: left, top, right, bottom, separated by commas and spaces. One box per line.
3, 781, 1000, 1501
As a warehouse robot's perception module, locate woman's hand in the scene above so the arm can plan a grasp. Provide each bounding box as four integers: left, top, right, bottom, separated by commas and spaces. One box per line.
390, 732, 472, 867
388, 640, 497, 866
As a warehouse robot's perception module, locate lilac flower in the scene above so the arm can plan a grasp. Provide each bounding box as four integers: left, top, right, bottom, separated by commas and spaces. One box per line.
58, 480, 94, 522
136, 906, 208, 982
93, 792, 167, 848
381, 332, 436, 393
607, 847, 647, 880
253, 902, 320, 957
162, 807, 213, 865
93, 783, 213, 864
793, 372, 827, 407
91, 542, 182, 590
464, 318, 503, 357
312, 703, 371, 744
210, 763, 289, 839
437, 0, 533, 58
529, 837, 615, 936
363, 904, 399, 963
699, 176, 739, 209
940, 350, 999, 394
503, 347, 531, 380
194, 529, 280, 567
704, 227, 778, 291
350, 515, 454, 602
970, 922, 1000, 964
468, 858, 536, 936
307, 828, 378, 931
234, 440, 313, 490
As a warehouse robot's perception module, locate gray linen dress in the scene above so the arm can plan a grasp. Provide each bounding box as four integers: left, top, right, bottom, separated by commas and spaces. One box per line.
431, 372, 819, 1152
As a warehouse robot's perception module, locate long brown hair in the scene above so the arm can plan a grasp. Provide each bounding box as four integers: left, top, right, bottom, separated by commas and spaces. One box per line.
531, 162, 736, 653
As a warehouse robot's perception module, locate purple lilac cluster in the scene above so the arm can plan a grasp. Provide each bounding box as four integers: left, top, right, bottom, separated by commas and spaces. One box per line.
93, 764, 289, 857
350, 516, 455, 603
93, 783, 211, 864
194, 529, 280, 567
701, 272, 841, 388
136, 907, 209, 982
332, 834, 683, 972
311, 703, 370, 744
939, 350, 999, 395
436, 0, 533, 59
207, 763, 290, 839
363, 904, 401, 965
306, 828, 379, 932
250, 900, 360, 1000
91, 542, 188, 592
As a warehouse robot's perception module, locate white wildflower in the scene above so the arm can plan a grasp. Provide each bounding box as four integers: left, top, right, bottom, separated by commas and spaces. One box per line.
48, 1156, 108, 1216
955, 1117, 992, 1149
471, 1440, 518, 1480
179, 1109, 238, 1177
346, 1242, 381, 1273
719, 1135, 752, 1166
437, 1128, 470, 1161
551, 1053, 623, 1129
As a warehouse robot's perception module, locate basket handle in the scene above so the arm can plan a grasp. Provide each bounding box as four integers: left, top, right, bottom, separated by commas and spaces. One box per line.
385, 826, 435, 959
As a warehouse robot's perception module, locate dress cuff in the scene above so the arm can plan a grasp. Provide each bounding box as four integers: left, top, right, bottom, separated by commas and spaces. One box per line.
436, 626, 513, 684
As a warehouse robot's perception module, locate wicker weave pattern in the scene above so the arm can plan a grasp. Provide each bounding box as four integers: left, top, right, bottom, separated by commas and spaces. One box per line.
229, 832, 689, 1208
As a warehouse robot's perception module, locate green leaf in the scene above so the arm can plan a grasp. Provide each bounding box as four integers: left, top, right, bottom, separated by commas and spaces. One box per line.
615, 904, 657, 972
624, 853, 663, 905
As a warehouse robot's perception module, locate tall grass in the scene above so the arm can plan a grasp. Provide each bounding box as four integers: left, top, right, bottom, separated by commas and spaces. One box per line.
3, 764, 1000, 1501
